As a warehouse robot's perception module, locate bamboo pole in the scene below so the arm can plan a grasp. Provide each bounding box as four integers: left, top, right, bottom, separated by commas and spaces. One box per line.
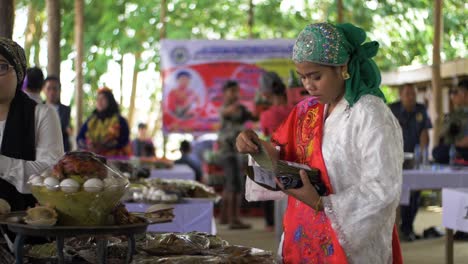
46, 0, 61, 76
75, 0, 84, 131
337, 0, 343, 23
160, 0, 168, 158
431, 0, 443, 145
0, 0, 14, 39
248, 0, 254, 38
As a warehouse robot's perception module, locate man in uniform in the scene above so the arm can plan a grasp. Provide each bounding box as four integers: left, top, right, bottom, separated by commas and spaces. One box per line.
390, 83, 432, 241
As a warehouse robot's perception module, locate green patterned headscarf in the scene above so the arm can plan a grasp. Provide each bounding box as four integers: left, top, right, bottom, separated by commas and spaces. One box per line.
292, 22, 385, 107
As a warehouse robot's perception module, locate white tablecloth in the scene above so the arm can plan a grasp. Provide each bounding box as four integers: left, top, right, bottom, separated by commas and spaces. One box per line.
442, 188, 468, 232
150, 164, 195, 181
401, 167, 468, 205
125, 199, 215, 234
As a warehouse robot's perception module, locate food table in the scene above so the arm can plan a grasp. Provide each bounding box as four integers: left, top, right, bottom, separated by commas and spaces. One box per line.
125, 198, 216, 234
442, 188, 468, 264
150, 164, 195, 181
401, 166, 468, 205
0, 212, 149, 264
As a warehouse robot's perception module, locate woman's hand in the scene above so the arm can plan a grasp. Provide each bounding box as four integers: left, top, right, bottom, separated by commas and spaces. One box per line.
275, 170, 322, 210
236, 129, 260, 154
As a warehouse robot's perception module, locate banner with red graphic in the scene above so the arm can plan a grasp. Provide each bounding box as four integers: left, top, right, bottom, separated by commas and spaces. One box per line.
160, 39, 296, 133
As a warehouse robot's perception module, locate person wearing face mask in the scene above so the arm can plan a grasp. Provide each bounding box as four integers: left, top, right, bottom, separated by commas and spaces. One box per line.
76, 87, 131, 157
237, 23, 403, 263
0, 37, 63, 211
433, 80, 468, 163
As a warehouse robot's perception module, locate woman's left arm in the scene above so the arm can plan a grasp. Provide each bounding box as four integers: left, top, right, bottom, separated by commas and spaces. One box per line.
0, 105, 64, 193
115, 116, 130, 149
322, 122, 403, 254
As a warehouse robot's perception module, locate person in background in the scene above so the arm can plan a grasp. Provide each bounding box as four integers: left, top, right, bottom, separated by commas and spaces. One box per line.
43, 76, 72, 152
434, 79, 468, 240
258, 71, 293, 231
175, 140, 203, 182
218, 80, 257, 229
77, 87, 131, 157
23, 66, 44, 103
434, 79, 468, 163
0, 37, 63, 211
389, 83, 432, 241
131, 123, 156, 157
237, 22, 402, 263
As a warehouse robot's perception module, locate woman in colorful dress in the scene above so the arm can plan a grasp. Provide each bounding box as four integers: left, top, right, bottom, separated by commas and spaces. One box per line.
77, 87, 131, 157
236, 22, 403, 263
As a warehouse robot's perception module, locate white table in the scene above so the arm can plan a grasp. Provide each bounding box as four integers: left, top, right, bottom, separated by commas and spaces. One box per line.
125, 199, 215, 234
401, 166, 468, 205
442, 188, 468, 264
150, 164, 195, 181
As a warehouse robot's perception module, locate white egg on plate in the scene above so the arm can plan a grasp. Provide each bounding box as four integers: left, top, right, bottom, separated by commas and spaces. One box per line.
83, 178, 104, 193
60, 178, 80, 193
103, 178, 123, 190
29, 175, 43, 186
44, 177, 60, 191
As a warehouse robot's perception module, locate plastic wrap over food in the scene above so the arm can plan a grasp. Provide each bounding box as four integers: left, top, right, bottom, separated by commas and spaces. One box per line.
27, 151, 129, 226
142, 232, 212, 255
134, 255, 225, 264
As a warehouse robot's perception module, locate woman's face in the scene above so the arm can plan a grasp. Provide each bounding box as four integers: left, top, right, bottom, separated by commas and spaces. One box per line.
295, 61, 346, 105
0, 54, 17, 104
96, 93, 109, 112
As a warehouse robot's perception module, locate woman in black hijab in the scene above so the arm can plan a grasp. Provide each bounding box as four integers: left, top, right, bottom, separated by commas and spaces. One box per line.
76, 87, 131, 157
0, 37, 64, 211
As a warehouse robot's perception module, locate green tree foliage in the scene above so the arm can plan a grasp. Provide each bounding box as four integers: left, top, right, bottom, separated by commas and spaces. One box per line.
14, 0, 466, 120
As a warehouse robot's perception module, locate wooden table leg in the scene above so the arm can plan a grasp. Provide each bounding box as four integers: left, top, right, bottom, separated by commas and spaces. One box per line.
446, 228, 453, 264
56, 236, 65, 264
97, 239, 108, 264
13, 234, 25, 264
126, 235, 136, 264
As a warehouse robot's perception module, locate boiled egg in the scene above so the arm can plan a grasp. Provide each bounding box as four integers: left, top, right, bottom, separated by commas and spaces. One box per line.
44, 177, 60, 191
83, 178, 104, 193
60, 178, 80, 193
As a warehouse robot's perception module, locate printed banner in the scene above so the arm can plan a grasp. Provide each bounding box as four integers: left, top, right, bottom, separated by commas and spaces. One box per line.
161, 39, 296, 133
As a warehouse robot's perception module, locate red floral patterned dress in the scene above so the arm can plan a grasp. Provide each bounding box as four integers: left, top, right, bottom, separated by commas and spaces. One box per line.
272, 97, 402, 264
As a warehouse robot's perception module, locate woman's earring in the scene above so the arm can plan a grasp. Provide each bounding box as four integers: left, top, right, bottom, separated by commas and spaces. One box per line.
342, 72, 350, 80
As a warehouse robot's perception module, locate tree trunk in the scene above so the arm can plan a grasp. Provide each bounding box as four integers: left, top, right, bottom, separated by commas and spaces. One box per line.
24, 2, 37, 63
119, 56, 124, 106
47, 0, 61, 76
431, 0, 443, 145
337, 0, 344, 23
127, 52, 141, 129
75, 0, 84, 130
33, 15, 44, 67
248, 0, 254, 38
160, 0, 167, 40
0, 0, 14, 39
156, 0, 168, 157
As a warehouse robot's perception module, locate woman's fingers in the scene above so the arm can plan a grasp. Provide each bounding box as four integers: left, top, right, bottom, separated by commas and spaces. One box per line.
236, 130, 259, 153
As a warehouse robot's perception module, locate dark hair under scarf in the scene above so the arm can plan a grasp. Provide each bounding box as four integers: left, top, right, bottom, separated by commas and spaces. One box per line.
0, 37, 37, 161
93, 87, 120, 120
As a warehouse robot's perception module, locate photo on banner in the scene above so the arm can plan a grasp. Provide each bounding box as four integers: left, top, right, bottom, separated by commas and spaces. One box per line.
160, 39, 297, 133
